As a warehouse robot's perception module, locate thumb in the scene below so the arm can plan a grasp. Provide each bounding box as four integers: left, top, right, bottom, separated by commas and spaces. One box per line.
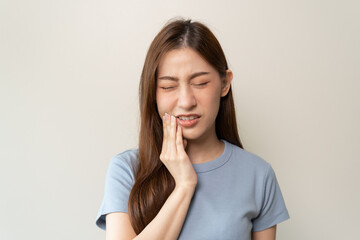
183, 139, 187, 149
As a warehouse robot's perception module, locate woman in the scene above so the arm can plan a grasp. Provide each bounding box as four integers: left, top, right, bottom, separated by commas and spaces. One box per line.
96, 18, 290, 240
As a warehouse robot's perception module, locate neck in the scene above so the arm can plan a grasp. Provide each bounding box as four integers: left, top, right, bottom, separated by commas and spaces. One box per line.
185, 128, 224, 164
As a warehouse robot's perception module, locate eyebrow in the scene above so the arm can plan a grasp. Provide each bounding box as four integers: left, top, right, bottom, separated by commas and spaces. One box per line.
157, 71, 210, 81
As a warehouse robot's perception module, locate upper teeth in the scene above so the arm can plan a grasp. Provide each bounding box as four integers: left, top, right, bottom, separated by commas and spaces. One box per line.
178, 116, 198, 120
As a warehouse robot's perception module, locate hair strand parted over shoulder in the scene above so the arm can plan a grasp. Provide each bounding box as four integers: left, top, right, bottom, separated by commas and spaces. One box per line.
129, 18, 243, 234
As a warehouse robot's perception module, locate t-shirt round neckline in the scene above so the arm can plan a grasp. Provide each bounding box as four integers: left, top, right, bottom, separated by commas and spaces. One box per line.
192, 139, 233, 173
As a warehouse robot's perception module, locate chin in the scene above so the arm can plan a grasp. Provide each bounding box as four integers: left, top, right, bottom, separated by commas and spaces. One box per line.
182, 133, 196, 140
182, 129, 204, 141
181, 130, 197, 140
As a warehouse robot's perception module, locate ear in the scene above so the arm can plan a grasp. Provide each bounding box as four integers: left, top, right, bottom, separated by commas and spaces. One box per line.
221, 70, 233, 97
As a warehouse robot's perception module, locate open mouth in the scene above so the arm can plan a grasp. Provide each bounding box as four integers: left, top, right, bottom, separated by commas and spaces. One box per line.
177, 116, 199, 121
176, 115, 200, 127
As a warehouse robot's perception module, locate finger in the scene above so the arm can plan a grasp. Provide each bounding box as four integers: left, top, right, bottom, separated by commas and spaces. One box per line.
161, 114, 168, 155
169, 115, 177, 155
176, 125, 185, 153
162, 114, 167, 138
165, 113, 171, 154
183, 139, 187, 149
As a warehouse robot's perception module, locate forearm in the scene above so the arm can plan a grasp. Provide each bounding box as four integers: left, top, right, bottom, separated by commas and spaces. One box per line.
134, 185, 195, 240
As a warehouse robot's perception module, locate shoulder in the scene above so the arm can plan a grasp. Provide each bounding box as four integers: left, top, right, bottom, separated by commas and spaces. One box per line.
107, 148, 140, 180
226, 140, 271, 177
96, 148, 140, 230
103, 148, 140, 199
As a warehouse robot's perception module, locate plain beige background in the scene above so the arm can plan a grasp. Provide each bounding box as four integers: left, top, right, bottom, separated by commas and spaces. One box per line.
1, 0, 359, 239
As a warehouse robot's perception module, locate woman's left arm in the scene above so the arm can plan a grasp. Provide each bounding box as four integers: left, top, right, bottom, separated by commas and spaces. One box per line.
252, 225, 277, 240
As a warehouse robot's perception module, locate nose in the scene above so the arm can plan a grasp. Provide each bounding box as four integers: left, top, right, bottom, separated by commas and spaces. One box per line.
178, 85, 196, 110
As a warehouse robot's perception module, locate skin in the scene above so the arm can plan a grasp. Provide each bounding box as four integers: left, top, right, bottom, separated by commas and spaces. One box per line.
105, 47, 276, 239
156, 47, 232, 164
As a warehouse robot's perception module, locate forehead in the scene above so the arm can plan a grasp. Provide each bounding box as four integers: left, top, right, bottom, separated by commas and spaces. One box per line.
157, 47, 217, 76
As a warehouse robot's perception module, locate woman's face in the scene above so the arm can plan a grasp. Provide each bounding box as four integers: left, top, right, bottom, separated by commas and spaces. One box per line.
156, 47, 232, 141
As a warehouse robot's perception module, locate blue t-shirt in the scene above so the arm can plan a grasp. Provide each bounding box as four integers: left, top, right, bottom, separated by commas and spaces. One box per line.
96, 140, 290, 239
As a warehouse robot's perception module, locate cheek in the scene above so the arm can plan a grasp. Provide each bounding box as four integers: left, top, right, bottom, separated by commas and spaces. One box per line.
202, 98, 221, 123
156, 92, 171, 116
203, 88, 221, 112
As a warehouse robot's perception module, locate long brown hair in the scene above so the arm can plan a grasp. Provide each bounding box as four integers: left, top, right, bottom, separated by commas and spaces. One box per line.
128, 18, 244, 234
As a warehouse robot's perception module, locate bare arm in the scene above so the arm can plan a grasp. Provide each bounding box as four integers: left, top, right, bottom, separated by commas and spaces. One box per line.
106, 213, 136, 240
106, 114, 197, 240
252, 225, 277, 240
106, 185, 195, 240
135, 184, 195, 239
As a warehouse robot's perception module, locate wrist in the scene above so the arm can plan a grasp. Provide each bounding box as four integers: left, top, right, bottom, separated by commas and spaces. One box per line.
174, 182, 197, 193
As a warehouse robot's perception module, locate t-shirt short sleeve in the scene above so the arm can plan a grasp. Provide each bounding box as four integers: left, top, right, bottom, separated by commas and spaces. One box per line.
95, 151, 137, 230
252, 163, 290, 232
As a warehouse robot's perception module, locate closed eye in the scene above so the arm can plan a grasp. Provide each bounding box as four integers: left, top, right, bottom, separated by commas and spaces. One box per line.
160, 86, 175, 90
193, 82, 209, 87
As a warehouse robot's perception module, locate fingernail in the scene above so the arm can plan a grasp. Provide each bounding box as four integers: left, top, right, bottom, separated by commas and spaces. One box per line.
171, 115, 175, 122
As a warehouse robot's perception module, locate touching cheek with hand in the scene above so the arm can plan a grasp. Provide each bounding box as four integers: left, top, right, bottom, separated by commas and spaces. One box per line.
159, 112, 198, 188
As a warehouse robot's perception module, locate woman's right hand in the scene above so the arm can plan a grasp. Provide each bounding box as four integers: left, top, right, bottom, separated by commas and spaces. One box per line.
159, 113, 198, 189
